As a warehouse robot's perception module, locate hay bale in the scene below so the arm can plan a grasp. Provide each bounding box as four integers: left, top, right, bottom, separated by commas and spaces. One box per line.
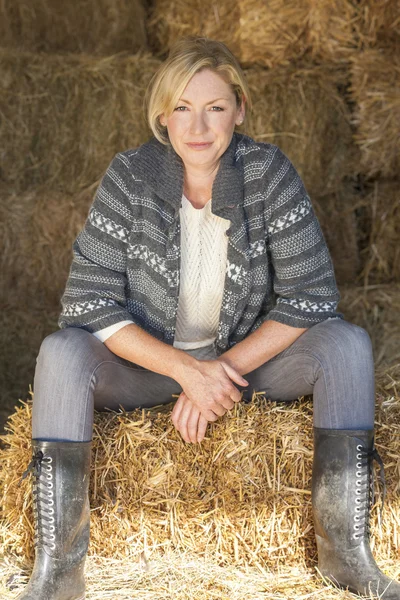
1, 387, 400, 571
245, 64, 357, 198
0, 187, 93, 307
339, 284, 400, 369
350, 50, 400, 179
355, 0, 400, 49
0, 307, 58, 432
356, 181, 400, 286
313, 183, 361, 286
0, 0, 147, 54
147, 0, 357, 66
0, 50, 160, 194
237, 0, 357, 67
147, 0, 242, 58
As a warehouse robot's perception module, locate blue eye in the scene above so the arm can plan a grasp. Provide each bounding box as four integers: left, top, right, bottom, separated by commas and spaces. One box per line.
211, 106, 224, 111
174, 106, 187, 111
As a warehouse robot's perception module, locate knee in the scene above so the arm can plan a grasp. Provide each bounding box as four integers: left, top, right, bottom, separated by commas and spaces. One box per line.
316, 319, 374, 365
37, 327, 97, 371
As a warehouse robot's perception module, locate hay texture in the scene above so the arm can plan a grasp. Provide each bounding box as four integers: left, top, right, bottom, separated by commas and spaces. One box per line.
245, 64, 357, 198
312, 183, 361, 285
339, 284, 400, 370
350, 49, 400, 179
0, 307, 58, 431
355, 0, 400, 49
3, 553, 396, 599
0, 50, 160, 194
2, 392, 400, 572
148, 0, 358, 67
0, 0, 147, 55
357, 181, 400, 286
0, 187, 93, 307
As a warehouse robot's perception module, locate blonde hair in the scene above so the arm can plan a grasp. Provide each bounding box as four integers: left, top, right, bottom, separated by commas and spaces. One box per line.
145, 37, 252, 145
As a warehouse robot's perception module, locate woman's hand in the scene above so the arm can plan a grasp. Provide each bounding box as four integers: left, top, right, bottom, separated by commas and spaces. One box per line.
175, 358, 248, 422
171, 392, 209, 443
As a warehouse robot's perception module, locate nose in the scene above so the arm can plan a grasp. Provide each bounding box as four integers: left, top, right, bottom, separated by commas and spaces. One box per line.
189, 111, 207, 135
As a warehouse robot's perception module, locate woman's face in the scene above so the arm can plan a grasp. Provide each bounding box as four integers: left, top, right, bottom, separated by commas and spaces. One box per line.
160, 69, 245, 173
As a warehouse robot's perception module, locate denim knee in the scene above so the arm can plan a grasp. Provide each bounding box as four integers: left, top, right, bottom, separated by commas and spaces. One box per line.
36, 327, 98, 374
313, 319, 374, 368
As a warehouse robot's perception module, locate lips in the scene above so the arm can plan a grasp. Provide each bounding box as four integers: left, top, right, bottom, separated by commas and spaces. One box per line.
186, 142, 212, 149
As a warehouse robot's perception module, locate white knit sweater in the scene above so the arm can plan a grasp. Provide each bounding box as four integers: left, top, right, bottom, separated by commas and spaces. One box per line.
94, 194, 230, 347
173, 194, 230, 349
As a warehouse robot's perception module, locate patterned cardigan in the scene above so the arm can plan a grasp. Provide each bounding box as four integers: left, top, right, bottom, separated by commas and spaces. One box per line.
59, 133, 342, 355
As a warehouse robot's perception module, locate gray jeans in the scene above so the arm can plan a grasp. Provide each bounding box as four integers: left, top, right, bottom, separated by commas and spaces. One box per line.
32, 318, 375, 442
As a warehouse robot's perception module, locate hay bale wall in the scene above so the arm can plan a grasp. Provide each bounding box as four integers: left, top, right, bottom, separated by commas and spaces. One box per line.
0, 50, 161, 194
357, 181, 400, 286
148, 0, 358, 66
0, 188, 93, 306
246, 64, 356, 198
350, 49, 400, 179
0, 0, 148, 54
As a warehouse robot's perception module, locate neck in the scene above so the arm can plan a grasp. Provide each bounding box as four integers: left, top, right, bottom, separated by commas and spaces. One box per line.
183, 162, 220, 208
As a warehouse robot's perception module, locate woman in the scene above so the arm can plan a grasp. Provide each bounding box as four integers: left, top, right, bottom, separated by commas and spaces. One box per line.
20, 37, 399, 600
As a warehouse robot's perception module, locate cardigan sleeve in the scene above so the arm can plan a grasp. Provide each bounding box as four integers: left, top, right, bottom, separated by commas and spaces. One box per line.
263, 147, 342, 328
58, 152, 137, 333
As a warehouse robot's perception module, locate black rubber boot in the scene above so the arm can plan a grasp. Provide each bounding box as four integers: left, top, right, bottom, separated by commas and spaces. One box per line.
312, 428, 400, 599
17, 440, 92, 600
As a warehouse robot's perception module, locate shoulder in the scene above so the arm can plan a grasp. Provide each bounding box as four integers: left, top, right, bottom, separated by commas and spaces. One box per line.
234, 134, 302, 191
234, 134, 292, 176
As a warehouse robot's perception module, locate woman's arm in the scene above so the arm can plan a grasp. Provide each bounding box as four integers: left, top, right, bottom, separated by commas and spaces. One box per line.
217, 319, 308, 376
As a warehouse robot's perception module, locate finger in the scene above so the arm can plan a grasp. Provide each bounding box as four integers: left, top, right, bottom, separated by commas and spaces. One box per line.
171, 394, 184, 426
202, 408, 219, 422
186, 406, 200, 444
220, 362, 249, 387
197, 415, 208, 443
210, 402, 227, 417
218, 396, 235, 411
177, 397, 193, 443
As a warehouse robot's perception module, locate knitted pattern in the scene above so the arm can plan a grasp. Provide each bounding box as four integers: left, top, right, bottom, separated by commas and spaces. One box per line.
174, 195, 230, 349
59, 133, 342, 355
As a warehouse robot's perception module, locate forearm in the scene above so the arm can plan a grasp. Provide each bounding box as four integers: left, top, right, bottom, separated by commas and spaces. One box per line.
218, 319, 308, 376
104, 323, 195, 383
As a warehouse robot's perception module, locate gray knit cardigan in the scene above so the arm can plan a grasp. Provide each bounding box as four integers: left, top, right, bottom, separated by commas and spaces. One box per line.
59, 133, 342, 355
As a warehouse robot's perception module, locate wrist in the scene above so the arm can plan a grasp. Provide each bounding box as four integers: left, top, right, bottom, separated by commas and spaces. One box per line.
170, 350, 199, 386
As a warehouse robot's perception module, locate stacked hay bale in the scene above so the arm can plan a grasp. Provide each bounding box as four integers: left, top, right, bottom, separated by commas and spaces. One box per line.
0, 0, 148, 54
0, 1, 159, 424
349, 0, 400, 286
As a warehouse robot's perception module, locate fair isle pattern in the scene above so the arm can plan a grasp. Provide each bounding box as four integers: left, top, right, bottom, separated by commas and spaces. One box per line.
268, 196, 312, 235
89, 207, 129, 243
278, 298, 338, 313
127, 244, 179, 287
59, 133, 342, 354
63, 298, 118, 317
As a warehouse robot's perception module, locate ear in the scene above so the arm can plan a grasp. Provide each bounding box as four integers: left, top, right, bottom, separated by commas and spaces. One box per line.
235, 99, 246, 126
159, 114, 167, 127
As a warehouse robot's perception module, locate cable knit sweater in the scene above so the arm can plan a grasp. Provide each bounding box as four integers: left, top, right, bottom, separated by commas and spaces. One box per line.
174, 194, 230, 349
59, 133, 343, 355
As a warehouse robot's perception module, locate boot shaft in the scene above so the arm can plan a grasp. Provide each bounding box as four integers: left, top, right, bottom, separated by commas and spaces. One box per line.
312, 428, 374, 548
29, 441, 91, 560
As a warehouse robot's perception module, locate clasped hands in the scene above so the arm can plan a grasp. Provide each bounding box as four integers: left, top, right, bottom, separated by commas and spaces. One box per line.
171, 359, 248, 444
